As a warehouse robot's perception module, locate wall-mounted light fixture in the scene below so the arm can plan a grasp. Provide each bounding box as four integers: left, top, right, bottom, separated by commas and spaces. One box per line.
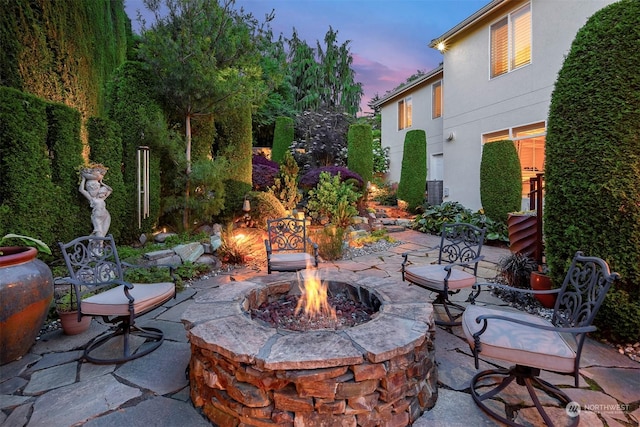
436, 41, 446, 52
446, 132, 455, 142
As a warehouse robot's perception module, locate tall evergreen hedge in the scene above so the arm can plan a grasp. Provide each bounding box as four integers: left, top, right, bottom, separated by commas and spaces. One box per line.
87, 117, 126, 241
397, 130, 427, 211
106, 61, 165, 241
0, 0, 129, 127
347, 124, 373, 185
271, 116, 294, 163
0, 88, 59, 245
217, 104, 253, 221
47, 102, 86, 242
544, 0, 640, 342
480, 140, 522, 223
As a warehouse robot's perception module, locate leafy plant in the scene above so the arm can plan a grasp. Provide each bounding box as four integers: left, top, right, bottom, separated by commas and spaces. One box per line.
351, 229, 395, 247
269, 151, 301, 210
299, 166, 364, 190
411, 201, 508, 243
372, 133, 390, 175
497, 253, 537, 288
55, 287, 95, 312
0, 234, 51, 255
307, 172, 361, 226
291, 108, 355, 168
309, 225, 345, 261
252, 155, 279, 191
217, 225, 264, 264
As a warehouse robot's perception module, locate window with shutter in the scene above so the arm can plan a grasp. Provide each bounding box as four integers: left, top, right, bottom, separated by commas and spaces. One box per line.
491, 18, 509, 77
490, 3, 531, 78
432, 81, 442, 119
398, 96, 412, 130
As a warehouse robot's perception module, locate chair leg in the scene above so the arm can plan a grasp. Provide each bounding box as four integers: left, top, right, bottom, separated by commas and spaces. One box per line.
84, 319, 164, 364
470, 365, 579, 427
432, 293, 466, 327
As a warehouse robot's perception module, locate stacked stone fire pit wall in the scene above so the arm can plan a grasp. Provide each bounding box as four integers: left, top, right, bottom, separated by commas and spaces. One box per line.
181, 271, 437, 427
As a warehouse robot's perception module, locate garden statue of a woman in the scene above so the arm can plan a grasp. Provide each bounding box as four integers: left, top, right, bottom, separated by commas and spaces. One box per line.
79, 171, 113, 238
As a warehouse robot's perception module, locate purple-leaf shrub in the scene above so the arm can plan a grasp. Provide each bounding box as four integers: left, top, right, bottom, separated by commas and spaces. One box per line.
300, 166, 364, 190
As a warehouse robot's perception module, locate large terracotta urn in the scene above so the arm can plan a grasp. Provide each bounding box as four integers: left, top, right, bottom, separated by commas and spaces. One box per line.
0, 247, 54, 364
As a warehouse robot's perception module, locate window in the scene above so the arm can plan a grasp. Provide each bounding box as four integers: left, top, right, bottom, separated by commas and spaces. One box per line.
432, 81, 442, 119
490, 3, 531, 78
398, 96, 412, 130
483, 121, 545, 196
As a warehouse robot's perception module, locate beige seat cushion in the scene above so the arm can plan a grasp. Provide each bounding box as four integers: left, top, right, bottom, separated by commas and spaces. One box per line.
270, 252, 314, 271
462, 305, 577, 373
404, 264, 476, 291
81, 282, 175, 317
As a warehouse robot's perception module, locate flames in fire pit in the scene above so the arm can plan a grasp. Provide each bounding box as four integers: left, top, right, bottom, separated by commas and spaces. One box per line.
294, 268, 336, 320
250, 270, 379, 331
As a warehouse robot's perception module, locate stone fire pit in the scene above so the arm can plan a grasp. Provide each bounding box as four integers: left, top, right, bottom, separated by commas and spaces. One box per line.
181, 270, 437, 426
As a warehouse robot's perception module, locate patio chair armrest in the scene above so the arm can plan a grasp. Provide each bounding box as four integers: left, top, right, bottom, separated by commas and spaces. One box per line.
473, 313, 597, 336
481, 282, 561, 295
401, 249, 435, 265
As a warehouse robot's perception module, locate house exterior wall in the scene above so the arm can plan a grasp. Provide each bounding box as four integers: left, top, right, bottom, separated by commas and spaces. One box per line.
377, 0, 616, 210
441, 0, 616, 210
380, 71, 443, 185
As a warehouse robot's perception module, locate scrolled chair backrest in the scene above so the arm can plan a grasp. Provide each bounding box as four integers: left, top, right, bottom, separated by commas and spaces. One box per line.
438, 222, 486, 265
552, 251, 619, 329
267, 217, 307, 252
59, 235, 123, 287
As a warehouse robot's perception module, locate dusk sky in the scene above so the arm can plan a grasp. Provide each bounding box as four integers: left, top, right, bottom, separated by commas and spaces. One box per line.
125, 0, 489, 115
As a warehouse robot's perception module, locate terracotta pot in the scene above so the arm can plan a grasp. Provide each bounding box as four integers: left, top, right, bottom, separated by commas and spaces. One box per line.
58, 311, 92, 335
507, 214, 537, 257
530, 271, 556, 308
0, 247, 54, 364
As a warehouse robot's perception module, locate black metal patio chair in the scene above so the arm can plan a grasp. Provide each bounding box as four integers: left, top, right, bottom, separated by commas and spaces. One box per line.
401, 222, 486, 326
58, 234, 176, 364
265, 216, 319, 274
462, 251, 619, 427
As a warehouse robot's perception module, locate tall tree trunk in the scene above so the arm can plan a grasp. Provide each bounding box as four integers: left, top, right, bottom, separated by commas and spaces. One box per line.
183, 114, 192, 231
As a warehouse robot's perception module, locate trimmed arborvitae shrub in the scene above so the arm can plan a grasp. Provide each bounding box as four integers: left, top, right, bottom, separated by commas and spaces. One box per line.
544, 0, 640, 342
87, 117, 126, 241
347, 123, 373, 185
271, 116, 294, 163
0, 88, 59, 245
397, 130, 427, 211
216, 104, 253, 222
480, 140, 522, 223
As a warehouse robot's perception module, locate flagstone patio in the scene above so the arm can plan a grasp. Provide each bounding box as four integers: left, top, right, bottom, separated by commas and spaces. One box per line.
0, 229, 638, 426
